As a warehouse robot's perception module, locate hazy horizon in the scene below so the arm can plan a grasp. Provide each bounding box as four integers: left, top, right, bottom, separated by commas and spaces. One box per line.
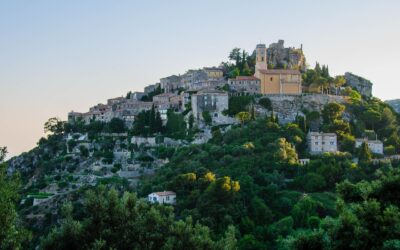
1, 0, 400, 158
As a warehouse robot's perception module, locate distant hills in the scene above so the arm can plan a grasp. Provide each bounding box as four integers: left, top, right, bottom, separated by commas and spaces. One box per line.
385, 99, 400, 113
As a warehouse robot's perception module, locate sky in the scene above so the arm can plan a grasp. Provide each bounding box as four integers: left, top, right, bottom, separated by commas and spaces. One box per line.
1, 0, 400, 158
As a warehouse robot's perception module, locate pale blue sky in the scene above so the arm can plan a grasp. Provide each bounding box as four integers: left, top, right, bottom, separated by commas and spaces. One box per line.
1, 0, 400, 158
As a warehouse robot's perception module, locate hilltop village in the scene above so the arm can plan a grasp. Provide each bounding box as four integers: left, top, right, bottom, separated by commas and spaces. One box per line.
68, 40, 370, 126
7, 40, 400, 249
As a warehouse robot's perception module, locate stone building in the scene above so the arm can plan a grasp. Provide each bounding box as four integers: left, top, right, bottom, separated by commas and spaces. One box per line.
68, 111, 84, 124
203, 67, 224, 79
355, 138, 383, 155
307, 132, 338, 154
130, 92, 145, 101
254, 44, 302, 95
181, 68, 226, 90
191, 89, 229, 124
228, 76, 261, 95
144, 83, 160, 94
344, 72, 373, 97
160, 75, 182, 93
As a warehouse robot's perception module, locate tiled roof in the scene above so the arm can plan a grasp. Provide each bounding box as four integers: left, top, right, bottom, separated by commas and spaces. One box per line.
153, 191, 176, 196
259, 69, 301, 75
196, 88, 228, 94
232, 76, 260, 81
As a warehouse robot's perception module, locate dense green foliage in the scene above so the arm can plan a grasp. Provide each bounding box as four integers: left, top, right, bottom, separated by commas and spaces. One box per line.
0, 147, 31, 249
221, 48, 256, 78
41, 186, 236, 250
132, 105, 163, 136
6, 70, 400, 249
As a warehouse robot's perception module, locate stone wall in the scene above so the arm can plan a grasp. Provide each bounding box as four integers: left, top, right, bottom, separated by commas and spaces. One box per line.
263, 94, 348, 123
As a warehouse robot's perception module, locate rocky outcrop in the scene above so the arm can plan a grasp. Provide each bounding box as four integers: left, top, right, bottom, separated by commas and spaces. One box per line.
344, 72, 373, 97
267, 40, 306, 71
259, 94, 348, 124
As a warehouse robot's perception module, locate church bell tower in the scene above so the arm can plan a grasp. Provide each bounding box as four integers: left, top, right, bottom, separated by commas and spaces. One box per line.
255, 44, 268, 78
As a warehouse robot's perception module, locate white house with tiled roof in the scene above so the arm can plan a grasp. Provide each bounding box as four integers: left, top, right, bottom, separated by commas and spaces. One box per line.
148, 191, 176, 205
355, 138, 384, 155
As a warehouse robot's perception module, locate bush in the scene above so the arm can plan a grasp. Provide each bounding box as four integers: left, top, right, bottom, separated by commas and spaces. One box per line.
202, 111, 212, 125
259, 97, 272, 110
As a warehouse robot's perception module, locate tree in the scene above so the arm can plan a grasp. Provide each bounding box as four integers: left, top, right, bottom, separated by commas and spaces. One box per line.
107, 118, 125, 133
149, 104, 156, 133
188, 114, 194, 129
358, 142, 372, 165
236, 112, 251, 128
202, 111, 212, 126
154, 111, 163, 133
334, 76, 346, 94
362, 108, 381, 130
44, 117, 65, 135
322, 102, 345, 124
259, 98, 272, 110
0, 147, 6, 162
229, 48, 241, 66
41, 187, 235, 250
0, 147, 31, 249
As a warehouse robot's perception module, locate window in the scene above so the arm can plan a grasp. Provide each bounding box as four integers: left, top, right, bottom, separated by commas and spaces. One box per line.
315, 142, 318, 145
166, 196, 170, 201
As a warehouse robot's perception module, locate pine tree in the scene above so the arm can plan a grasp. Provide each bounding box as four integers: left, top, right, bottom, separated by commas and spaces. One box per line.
358, 142, 372, 164
149, 105, 156, 133
154, 111, 163, 133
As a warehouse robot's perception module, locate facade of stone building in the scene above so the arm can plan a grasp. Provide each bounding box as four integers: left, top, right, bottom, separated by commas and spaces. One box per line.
307, 132, 338, 154
181, 68, 226, 90
255, 44, 302, 95
144, 84, 157, 94
228, 76, 261, 94
203, 67, 224, 79
191, 89, 229, 124
160, 75, 182, 93
130, 92, 145, 101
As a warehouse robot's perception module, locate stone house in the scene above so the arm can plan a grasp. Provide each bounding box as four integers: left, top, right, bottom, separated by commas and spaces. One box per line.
148, 191, 176, 205
203, 67, 224, 79
144, 84, 158, 94
130, 92, 145, 101
160, 75, 182, 93
307, 132, 338, 154
228, 76, 261, 94
153, 93, 176, 104
355, 138, 383, 155
191, 89, 229, 124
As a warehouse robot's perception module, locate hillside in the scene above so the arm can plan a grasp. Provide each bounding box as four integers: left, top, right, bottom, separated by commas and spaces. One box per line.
3, 43, 400, 249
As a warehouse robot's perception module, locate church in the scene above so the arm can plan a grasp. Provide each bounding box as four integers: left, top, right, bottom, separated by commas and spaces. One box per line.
254, 44, 302, 95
